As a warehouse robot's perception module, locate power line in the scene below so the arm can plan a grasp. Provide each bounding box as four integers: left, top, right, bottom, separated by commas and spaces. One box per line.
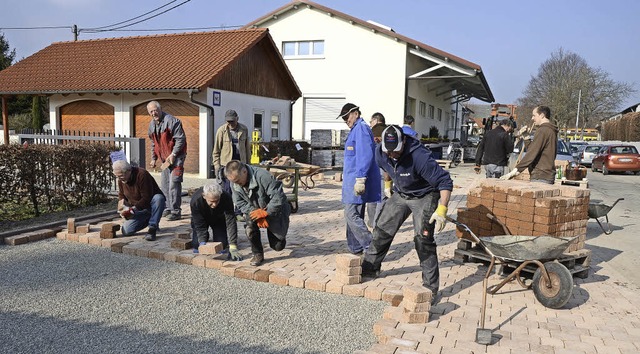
0, 26, 71, 30
92, 25, 244, 32
81, 0, 192, 33
83, 0, 179, 31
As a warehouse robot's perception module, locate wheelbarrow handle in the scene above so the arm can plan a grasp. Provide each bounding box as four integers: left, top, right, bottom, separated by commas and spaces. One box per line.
446, 216, 482, 244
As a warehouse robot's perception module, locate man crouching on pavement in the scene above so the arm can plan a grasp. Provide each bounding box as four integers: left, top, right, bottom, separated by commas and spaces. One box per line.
113, 160, 166, 241
362, 125, 452, 304
224, 160, 291, 266
190, 182, 242, 261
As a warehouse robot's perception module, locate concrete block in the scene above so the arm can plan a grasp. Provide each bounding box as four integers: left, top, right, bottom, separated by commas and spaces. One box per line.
4, 234, 29, 246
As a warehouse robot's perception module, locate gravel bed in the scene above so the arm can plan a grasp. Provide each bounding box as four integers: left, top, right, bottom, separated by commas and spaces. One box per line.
0, 239, 385, 354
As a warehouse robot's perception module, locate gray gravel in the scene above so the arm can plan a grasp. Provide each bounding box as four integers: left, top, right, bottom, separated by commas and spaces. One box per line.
0, 240, 385, 354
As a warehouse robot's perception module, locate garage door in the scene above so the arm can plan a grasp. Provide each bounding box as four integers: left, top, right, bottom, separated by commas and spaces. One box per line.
59, 100, 114, 135
134, 100, 199, 174
304, 97, 345, 140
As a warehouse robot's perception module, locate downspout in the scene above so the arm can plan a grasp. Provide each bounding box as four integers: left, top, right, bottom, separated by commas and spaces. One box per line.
2, 96, 8, 145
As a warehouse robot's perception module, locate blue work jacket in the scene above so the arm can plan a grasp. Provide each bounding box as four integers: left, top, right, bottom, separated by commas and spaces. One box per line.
342, 118, 381, 204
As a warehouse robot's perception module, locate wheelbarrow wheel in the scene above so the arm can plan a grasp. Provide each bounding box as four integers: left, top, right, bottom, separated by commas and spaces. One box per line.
532, 262, 573, 309
281, 176, 294, 188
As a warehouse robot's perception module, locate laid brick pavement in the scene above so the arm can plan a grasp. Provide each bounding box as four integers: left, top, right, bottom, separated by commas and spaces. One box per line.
26, 167, 640, 353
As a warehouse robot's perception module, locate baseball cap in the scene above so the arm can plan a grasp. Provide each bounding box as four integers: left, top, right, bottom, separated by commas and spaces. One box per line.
225, 109, 238, 121
381, 125, 404, 153
336, 103, 359, 120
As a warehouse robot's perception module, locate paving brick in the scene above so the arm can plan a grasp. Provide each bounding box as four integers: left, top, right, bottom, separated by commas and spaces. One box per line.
76, 224, 90, 234
364, 285, 384, 300
335, 253, 362, 268
235, 266, 258, 280
402, 300, 431, 313
176, 252, 196, 265
78, 233, 91, 244
4, 234, 30, 246
335, 273, 361, 285
387, 337, 418, 350
175, 232, 191, 240
110, 242, 130, 253
253, 269, 272, 282
305, 277, 329, 291
148, 247, 169, 260
373, 318, 399, 336
198, 242, 223, 255
205, 255, 227, 269
401, 309, 429, 324
163, 250, 180, 262
122, 244, 140, 255
67, 218, 76, 233
381, 289, 404, 306
269, 272, 290, 286
335, 266, 362, 276
56, 231, 67, 240
402, 286, 433, 303
342, 284, 367, 297
88, 235, 103, 246
289, 275, 308, 288
66, 233, 79, 242
171, 238, 192, 250
220, 264, 238, 277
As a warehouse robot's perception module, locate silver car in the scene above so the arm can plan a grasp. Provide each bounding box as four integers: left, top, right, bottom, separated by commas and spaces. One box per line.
579, 145, 603, 166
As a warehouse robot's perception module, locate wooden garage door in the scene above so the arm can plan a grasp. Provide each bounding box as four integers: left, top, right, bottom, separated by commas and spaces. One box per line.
60, 100, 114, 135
134, 100, 199, 174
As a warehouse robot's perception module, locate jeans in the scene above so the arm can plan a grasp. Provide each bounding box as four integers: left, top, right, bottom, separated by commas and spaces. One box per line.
161, 156, 184, 215
344, 203, 372, 254
362, 192, 440, 292
191, 219, 228, 250
121, 193, 166, 236
485, 164, 508, 178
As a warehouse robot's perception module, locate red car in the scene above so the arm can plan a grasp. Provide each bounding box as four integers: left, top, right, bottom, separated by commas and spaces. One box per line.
591, 145, 640, 175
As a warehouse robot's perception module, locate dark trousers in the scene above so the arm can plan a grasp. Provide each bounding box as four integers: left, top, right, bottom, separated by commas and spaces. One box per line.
362, 191, 440, 292
191, 220, 229, 250
244, 210, 289, 255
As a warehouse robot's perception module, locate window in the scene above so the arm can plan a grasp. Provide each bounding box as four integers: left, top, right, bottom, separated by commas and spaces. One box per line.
282, 40, 325, 58
253, 110, 264, 137
271, 111, 280, 139
419, 101, 426, 117
428, 105, 435, 119
437, 108, 442, 121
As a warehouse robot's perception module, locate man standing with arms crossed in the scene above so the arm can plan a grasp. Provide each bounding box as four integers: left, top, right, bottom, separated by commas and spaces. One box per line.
147, 100, 187, 221
362, 125, 452, 303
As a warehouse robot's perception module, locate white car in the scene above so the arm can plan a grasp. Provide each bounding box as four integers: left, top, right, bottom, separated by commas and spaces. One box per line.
579, 145, 602, 166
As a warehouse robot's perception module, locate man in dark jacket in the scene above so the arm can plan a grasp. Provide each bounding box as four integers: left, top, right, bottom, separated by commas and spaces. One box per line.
190, 183, 242, 261
502, 105, 558, 184
113, 160, 165, 241
147, 100, 187, 221
225, 160, 291, 266
474, 119, 514, 178
362, 125, 453, 303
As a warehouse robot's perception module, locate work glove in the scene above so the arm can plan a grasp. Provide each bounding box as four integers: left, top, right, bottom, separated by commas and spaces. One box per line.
500, 168, 520, 180
354, 177, 367, 196
215, 166, 223, 184
120, 206, 135, 220
250, 208, 268, 221
384, 180, 392, 199
256, 218, 269, 229
228, 244, 243, 261
474, 165, 481, 174
515, 125, 528, 137
428, 204, 448, 233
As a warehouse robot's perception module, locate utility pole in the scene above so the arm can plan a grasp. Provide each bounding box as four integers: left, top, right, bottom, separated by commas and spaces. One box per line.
73, 25, 78, 41
574, 89, 581, 140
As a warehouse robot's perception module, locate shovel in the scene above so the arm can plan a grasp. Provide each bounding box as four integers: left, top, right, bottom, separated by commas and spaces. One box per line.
475, 276, 493, 345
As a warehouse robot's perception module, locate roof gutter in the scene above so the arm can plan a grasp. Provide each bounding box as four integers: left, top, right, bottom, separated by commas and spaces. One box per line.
188, 89, 215, 118
0, 88, 201, 96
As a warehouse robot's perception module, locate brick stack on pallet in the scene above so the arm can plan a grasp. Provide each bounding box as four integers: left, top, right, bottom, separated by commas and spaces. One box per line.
455, 180, 591, 277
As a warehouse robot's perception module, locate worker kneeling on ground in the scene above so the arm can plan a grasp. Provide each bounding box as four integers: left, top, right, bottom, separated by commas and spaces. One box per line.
362, 125, 452, 304
190, 182, 242, 261
225, 160, 291, 267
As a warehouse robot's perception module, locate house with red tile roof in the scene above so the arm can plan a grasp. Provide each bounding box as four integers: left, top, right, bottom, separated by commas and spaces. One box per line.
0, 29, 301, 177
245, 0, 494, 140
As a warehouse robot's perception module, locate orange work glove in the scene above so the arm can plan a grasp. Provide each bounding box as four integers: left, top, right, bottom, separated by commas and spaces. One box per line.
256, 218, 269, 229
250, 208, 268, 221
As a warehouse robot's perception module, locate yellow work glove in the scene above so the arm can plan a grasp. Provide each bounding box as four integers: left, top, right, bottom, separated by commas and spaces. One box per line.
354, 177, 366, 196
228, 244, 242, 261
429, 204, 448, 233
500, 168, 520, 180
384, 180, 392, 199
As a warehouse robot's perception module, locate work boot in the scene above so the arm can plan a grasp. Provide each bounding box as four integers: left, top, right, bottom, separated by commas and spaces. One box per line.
144, 227, 157, 241
162, 210, 171, 218
250, 253, 264, 266
165, 212, 181, 221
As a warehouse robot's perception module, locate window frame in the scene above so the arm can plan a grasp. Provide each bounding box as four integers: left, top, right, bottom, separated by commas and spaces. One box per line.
282, 40, 325, 59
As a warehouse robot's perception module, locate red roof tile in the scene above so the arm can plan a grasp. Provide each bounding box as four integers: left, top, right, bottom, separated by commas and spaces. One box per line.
0, 29, 276, 94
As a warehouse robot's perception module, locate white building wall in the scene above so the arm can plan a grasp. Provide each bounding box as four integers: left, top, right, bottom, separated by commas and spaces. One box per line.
260, 7, 407, 140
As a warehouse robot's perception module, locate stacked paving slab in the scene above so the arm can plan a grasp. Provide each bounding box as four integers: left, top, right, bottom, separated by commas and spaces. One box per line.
456, 179, 590, 252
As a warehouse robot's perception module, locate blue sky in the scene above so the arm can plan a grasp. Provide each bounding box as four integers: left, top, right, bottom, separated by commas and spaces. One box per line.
3, 0, 639, 110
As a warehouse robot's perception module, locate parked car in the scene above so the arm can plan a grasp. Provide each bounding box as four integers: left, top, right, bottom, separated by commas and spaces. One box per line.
591, 145, 640, 175
579, 145, 603, 166
509, 138, 574, 169
569, 141, 589, 160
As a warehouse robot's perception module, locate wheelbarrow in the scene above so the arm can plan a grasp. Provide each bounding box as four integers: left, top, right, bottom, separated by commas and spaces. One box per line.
588, 198, 624, 235
448, 216, 577, 345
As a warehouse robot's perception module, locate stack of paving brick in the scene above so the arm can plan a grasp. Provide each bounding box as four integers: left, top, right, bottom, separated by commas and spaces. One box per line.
380, 286, 432, 330
334, 254, 362, 285
99, 222, 120, 239
457, 180, 589, 252
170, 232, 193, 250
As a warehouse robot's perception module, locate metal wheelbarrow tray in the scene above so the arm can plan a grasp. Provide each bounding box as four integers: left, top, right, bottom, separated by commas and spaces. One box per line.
448, 216, 577, 345
588, 198, 624, 235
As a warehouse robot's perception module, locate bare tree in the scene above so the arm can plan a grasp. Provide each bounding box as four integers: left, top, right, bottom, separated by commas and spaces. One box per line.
517, 48, 634, 135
